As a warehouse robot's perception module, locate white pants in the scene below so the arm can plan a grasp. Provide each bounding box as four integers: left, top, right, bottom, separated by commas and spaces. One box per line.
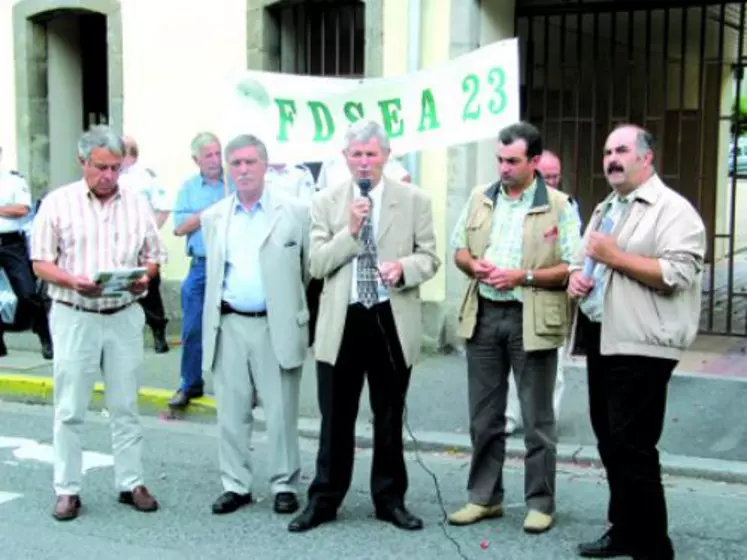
51, 302, 145, 496
506, 346, 565, 429
213, 314, 301, 496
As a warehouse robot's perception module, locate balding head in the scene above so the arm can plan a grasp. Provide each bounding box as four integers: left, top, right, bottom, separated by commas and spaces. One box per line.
537, 150, 562, 189
122, 135, 139, 169
603, 124, 655, 194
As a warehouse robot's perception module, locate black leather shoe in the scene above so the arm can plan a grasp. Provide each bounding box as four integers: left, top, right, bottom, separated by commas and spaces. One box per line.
578, 529, 632, 558
168, 389, 204, 409
274, 492, 299, 514
211, 492, 253, 514
153, 329, 169, 354
288, 505, 337, 532
40, 339, 53, 360
375, 506, 424, 531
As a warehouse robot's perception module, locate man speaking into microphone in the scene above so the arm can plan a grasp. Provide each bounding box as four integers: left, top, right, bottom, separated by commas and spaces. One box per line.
568, 125, 705, 560
288, 120, 440, 533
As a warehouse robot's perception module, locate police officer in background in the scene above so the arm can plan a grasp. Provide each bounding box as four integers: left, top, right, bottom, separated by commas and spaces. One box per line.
0, 146, 53, 359
265, 161, 316, 205
119, 136, 171, 353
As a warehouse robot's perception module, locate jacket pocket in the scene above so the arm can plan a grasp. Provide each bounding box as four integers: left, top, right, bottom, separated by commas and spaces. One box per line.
532, 290, 567, 336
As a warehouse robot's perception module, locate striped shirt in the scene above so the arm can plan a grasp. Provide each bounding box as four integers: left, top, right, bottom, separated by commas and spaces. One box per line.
30, 179, 168, 311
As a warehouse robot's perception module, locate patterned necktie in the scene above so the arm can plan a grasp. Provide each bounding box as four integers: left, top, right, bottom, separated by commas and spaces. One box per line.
357, 193, 379, 308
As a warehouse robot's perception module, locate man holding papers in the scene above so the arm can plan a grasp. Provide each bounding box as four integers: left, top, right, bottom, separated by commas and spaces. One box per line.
31, 125, 168, 522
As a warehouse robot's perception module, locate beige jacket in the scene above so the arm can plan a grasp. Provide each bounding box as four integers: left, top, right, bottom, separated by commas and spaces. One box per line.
309, 177, 440, 367
569, 173, 706, 361
201, 190, 311, 374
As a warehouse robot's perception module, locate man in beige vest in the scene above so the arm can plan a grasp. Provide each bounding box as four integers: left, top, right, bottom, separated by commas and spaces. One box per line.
449, 122, 581, 534
569, 125, 705, 560
505, 149, 573, 434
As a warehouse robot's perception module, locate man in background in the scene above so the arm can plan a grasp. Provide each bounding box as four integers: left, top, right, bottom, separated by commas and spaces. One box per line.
169, 132, 233, 409
0, 145, 53, 359
119, 135, 171, 353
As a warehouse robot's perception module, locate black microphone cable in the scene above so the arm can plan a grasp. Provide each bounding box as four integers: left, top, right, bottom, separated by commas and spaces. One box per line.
358, 178, 471, 558
372, 303, 472, 560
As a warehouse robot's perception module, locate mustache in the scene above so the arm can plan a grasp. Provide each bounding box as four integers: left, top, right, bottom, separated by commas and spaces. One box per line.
606, 163, 624, 174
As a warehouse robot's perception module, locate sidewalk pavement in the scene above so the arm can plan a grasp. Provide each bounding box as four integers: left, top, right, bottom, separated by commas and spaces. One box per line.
2, 330, 747, 484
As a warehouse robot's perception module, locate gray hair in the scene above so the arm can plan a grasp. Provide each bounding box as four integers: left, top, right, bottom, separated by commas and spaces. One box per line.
344, 120, 391, 152
77, 125, 125, 161
635, 129, 655, 157
224, 134, 268, 163
190, 131, 221, 158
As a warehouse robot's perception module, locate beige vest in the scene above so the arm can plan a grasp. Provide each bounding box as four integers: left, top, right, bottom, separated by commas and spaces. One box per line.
457, 178, 570, 352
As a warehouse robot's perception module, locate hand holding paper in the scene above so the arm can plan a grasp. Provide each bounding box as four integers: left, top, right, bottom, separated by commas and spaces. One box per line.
93, 268, 148, 297
583, 216, 615, 278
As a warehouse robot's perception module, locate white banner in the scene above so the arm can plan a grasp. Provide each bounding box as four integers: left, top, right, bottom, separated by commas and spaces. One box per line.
221, 38, 521, 163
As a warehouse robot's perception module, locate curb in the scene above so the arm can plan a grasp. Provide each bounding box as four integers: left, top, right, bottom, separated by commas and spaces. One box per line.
2, 373, 747, 486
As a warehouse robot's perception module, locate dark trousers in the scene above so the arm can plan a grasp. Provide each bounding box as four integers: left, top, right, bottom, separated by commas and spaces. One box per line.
0, 233, 50, 341
307, 301, 412, 511
465, 298, 557, 514
584, 320, 675, 555
138, 273, 168, 331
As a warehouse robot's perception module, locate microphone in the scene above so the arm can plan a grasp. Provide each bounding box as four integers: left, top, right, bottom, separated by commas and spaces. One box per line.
582, 215, 614, 279
358, 178, 372, 197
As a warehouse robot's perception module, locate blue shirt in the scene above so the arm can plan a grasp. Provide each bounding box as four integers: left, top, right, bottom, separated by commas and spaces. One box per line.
221, 193, 269, 313
173, 173, 234, 257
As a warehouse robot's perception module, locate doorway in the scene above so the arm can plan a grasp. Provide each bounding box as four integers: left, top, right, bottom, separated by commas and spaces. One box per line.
12, 0, 123, 198
44, 9, 109, 189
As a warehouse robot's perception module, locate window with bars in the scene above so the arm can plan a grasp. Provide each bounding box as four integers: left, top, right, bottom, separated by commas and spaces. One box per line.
267, 0, 365, 77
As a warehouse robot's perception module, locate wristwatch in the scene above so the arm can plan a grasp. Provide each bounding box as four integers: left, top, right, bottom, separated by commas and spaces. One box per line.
524, 270, 534, 286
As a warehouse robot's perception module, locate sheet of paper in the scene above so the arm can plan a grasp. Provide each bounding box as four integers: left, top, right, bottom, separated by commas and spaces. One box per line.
92, 268, 147, 296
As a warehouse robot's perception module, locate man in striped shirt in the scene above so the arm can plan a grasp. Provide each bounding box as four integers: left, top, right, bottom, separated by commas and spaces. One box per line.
31, 125, 168, 522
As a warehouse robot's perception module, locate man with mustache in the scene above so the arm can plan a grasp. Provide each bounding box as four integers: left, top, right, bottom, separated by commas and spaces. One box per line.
449, 122, 581, 534
201, 134, 309, 517
568, 125, 705, 559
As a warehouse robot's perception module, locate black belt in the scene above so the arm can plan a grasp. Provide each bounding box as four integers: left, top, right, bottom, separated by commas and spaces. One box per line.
478, 296, 522, 308
55, 300, 133, 315
220, 301, 267, 318
0, 231, 24, 245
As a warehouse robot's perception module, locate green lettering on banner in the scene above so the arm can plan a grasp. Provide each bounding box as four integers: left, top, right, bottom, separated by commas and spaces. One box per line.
343, 101, 365, 123
487, 67, 507, 115
461, 73, 481, 121
308, 101, 335, 142
417, 88, 441, 132
274, 99, 297, 142
377, 98, 404, 138
461, 67, 508, 122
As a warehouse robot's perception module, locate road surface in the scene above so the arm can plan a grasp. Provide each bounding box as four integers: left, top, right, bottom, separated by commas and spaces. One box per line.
0, 401, 745, 559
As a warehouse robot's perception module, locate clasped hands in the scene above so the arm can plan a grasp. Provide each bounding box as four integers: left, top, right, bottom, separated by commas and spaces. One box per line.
471, 260, 524, 291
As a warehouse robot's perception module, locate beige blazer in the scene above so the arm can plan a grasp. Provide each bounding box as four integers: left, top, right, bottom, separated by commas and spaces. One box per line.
201, 189, 311, 374
309, 176, 441, 367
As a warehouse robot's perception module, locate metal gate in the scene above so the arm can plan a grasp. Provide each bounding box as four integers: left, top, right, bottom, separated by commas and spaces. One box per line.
516, 0, 747, 336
